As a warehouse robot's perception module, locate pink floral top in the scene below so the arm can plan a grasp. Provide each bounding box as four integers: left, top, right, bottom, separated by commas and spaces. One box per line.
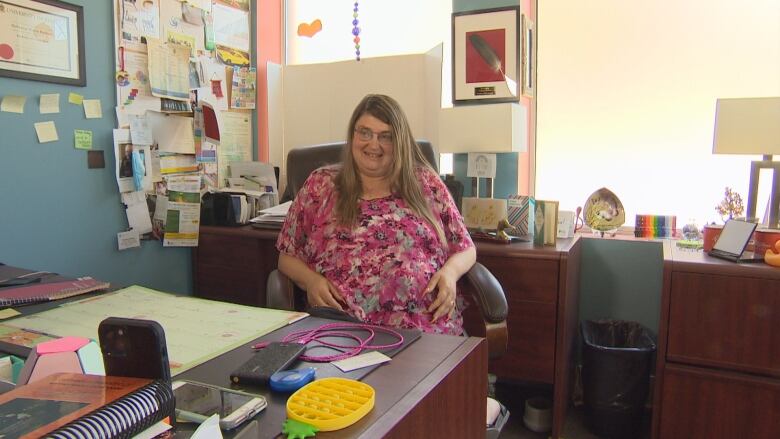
276, 166, 474, 335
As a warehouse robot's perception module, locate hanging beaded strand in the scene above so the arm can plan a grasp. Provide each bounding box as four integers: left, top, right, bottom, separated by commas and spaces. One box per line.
352, 2, 360, 61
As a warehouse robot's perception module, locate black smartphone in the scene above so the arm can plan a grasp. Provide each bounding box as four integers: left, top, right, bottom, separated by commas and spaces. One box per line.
230, 342, 305, 386
98, 317, 171, 381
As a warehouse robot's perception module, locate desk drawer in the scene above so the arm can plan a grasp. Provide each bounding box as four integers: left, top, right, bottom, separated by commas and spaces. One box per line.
659, 364, 780, 439
489, 300, 555, 383
478, 255, 559, 303
197, 233, 260, 270
667, 272, 780, 377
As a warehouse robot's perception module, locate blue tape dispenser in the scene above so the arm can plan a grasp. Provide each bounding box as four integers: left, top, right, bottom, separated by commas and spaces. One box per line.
270, 367, 316, 392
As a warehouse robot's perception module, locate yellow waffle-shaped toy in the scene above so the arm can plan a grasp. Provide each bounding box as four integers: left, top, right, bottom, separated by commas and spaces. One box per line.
286, 377, 375, 431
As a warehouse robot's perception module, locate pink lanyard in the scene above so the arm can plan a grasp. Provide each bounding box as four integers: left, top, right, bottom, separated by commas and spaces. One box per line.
253, 323, 404, 362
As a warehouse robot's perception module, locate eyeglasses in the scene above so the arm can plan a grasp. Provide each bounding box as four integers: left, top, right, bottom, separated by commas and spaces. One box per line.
354, 127, 393, 146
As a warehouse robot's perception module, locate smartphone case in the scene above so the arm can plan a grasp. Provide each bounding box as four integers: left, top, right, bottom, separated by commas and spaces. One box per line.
230, 342, 305, 386
98, 317, 171, 382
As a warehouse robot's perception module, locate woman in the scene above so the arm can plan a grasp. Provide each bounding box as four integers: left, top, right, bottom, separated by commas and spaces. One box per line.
276, 94, 476, 335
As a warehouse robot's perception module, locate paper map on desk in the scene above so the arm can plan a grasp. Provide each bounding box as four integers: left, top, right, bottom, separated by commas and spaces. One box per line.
3, 286, 307, 375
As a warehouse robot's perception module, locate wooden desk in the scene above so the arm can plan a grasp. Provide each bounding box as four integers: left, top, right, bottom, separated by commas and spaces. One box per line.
194, 226, 582, 438
652, 243, 780, 439
177, 316, 487, 438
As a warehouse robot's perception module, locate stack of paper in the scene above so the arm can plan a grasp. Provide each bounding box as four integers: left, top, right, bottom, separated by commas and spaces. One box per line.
249, 201, 292, 229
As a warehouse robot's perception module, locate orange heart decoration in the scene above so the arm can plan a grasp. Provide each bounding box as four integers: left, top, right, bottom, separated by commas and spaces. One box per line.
298, 19, 323, 38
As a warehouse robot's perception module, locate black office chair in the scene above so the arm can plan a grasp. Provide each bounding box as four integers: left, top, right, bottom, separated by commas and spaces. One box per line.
267, 140, 509, 359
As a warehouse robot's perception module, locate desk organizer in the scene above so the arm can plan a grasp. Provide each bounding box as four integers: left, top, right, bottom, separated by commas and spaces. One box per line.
286, 377, 375, 431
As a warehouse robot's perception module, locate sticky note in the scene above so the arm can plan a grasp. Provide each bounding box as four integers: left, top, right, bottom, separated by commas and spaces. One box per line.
34, 121, 59, 143
1, 95, 26, 113
74, 129, 93, 150
68, 92, 84, 105
39, 93, 60, 114
83, 99, 103, 119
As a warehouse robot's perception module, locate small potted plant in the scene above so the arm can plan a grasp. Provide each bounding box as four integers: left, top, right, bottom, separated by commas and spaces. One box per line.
703, 187, 744, 251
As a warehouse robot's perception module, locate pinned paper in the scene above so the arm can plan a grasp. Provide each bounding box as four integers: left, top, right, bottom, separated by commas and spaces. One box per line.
117, 230, 141, 250
74, 130, 93, 150
34, 121, 59, 143
128, 114, 153, 145
68, 92, 84, 105
83, 99, 103, 119
1, 95, 26, 113
39, 94, 60, 114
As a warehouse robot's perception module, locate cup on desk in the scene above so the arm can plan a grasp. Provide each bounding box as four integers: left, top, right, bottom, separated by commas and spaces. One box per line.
702, 224, 723, 252
753, 229, 780, 257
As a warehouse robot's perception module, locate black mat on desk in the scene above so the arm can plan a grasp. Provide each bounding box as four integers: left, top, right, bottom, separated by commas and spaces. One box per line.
249, 316, 422, 383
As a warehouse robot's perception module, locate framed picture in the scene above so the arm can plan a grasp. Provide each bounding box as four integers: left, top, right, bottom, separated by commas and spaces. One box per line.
0, 0, 86, 86
522, 14, 535, 97
452, 6, 521, 105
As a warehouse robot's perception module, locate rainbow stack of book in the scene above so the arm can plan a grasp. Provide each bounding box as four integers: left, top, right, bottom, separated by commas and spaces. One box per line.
634, 214, 677, 238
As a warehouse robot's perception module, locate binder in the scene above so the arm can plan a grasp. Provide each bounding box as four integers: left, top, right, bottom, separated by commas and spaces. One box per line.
0, 277, 110, 307
0, 373, 174, 438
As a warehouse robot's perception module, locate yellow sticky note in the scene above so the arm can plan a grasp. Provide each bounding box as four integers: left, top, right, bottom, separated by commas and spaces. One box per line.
34, 121, 59, 143
1, 95, 26, 113
40, 93, 60, 114
83, 99, 103, 119
69, 92, 84, 105
74, 129, 93, 150
0, 308, 20, 320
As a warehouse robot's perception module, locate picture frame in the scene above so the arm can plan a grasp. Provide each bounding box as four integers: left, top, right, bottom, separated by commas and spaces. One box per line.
452, 6, 521, 105
0, 0, 86, 86
521, 14, 535, 97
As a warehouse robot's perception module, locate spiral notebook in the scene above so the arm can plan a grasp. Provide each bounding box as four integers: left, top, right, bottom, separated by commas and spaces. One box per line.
0, 373, 174, 438
0, 277, 110, 307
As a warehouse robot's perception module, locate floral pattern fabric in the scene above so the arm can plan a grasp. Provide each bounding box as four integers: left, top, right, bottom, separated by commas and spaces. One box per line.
276, 166, 474, 335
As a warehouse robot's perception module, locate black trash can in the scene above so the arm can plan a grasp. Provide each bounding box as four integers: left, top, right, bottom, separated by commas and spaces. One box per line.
581, 319, 656, 439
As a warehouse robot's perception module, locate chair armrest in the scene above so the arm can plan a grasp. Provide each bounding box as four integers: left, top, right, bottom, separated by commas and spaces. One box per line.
464, 262, 508, 324
266, 269, 296, 310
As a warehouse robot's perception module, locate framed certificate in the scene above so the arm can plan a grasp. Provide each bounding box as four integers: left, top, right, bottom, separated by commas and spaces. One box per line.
0, 0, 86, 86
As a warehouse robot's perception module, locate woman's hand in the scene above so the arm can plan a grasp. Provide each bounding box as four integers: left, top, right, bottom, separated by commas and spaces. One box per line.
304, 272, 346, 310
278, 252, 345, 310
425, 266, 458, 322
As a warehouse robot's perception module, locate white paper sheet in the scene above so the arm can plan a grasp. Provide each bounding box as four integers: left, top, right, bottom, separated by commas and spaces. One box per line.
117, 230, 141, 251
212, 3, 249, 51
148, 112, 196, 153
129, 114, 154, 145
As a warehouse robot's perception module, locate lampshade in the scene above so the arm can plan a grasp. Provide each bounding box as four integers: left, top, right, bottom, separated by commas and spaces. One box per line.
438, 103, 528, 153
712, 97, 780, 155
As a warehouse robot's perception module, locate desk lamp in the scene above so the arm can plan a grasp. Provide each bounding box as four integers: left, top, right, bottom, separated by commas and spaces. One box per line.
438, 102, 527, 197
713, 97, 780, 228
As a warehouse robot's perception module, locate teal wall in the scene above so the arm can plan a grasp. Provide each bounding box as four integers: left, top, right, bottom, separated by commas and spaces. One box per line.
0, 1, 191, 293
454, 153, 519, 198
579, 238, 663, 334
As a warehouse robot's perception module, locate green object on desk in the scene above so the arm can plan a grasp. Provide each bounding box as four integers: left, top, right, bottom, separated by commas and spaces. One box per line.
282, 418, 318, 439
10, 355, 23, 383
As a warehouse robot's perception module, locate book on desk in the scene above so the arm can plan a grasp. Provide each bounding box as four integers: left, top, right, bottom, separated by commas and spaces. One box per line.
0, 372, 175, 438
0, 264, 110, 308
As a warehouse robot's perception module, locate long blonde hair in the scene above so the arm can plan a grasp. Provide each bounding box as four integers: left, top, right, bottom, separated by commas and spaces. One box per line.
334, 94, 446, 245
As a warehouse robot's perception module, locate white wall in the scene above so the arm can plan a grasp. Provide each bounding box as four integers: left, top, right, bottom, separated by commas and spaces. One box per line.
536, 1, 780, 226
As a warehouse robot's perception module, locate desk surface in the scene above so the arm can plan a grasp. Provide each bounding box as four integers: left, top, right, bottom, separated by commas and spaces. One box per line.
177, 316, 487, 438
